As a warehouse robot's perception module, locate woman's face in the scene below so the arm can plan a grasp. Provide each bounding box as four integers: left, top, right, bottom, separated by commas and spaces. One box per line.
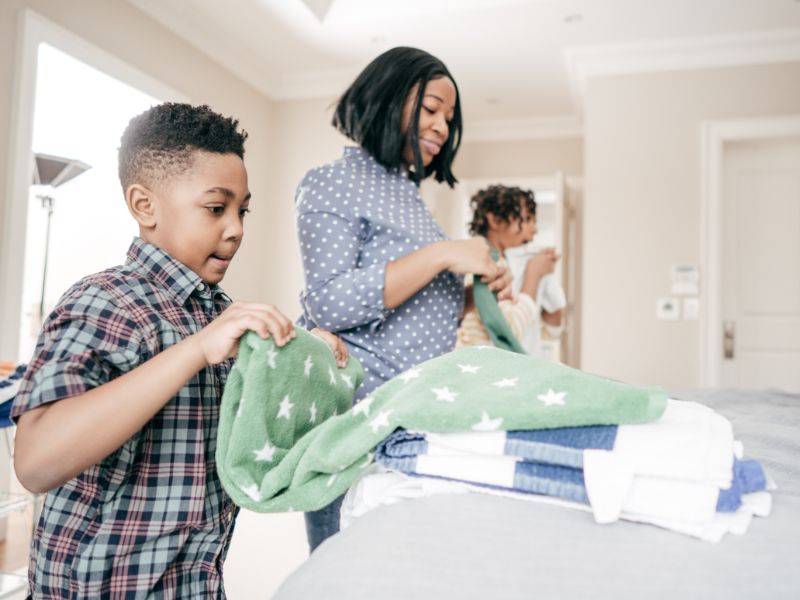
400, 76, 457, 169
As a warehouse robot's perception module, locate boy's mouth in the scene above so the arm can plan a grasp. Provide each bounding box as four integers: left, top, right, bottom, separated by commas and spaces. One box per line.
209, 252, 234, 268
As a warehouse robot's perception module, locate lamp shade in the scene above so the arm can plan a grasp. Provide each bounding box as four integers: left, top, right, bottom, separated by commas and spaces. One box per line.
33, 152, 91, 187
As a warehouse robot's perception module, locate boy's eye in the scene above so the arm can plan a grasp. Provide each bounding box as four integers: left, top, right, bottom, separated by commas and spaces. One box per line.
208, 206, 224, 215
239, 208, 250, 218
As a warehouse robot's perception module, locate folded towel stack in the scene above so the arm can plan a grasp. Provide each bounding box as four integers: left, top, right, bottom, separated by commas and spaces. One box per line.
369, 398, 771, 542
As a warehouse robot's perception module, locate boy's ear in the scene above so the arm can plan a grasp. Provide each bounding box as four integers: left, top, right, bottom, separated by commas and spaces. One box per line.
126, 184, 157, 229
486, 213, 503, 231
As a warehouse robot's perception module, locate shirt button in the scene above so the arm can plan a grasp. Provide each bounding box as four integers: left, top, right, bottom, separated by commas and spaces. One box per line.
197, 283, 205, 292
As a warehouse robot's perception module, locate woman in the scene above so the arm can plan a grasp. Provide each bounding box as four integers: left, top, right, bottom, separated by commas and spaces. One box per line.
295, 47, 510, 550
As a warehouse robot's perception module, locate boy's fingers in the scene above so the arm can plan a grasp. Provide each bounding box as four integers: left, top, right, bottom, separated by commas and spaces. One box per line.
259, 312, 292, 347
264, 307, 294, 339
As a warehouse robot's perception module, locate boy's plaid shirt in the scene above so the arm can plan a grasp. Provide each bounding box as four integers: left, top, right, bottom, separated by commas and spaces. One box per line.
12, 238, 237, 598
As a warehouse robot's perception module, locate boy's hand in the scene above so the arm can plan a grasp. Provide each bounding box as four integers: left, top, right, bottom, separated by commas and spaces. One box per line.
195, 301, 296, 364
311, 328, 349, 368
525, 248, 560, 280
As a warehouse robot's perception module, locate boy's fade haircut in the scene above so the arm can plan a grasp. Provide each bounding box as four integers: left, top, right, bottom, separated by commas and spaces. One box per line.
118, 102, 248, 192
469, 185, 537, 237
332, 46, 463, 187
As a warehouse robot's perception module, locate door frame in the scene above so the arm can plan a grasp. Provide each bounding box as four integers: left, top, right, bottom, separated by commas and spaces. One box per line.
0, 9, 185, 362
700, 114, 800, 387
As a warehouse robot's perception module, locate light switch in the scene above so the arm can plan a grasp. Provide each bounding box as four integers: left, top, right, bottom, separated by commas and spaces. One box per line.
683, 297, 699, 320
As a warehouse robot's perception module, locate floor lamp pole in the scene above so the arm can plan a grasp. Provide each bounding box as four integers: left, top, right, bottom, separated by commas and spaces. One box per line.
38, 194, 54, 326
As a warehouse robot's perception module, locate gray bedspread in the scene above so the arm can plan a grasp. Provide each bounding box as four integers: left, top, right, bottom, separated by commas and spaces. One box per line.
273, 389, 800, 600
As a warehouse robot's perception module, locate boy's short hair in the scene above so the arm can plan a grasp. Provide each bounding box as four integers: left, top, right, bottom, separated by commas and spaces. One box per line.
469, 185, 537, 237
118, 102, 248, 192
332, 46, 463, 187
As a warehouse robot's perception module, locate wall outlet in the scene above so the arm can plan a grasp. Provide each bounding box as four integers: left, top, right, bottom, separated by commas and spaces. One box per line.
656, 297, 680, 320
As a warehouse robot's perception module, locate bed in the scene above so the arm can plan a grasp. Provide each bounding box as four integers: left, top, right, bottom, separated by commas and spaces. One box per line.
272, 389, 800, 600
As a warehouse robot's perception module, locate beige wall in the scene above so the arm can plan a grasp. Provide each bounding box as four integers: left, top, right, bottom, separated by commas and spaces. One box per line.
581, 61, 800, 388
454, 137, 583, 179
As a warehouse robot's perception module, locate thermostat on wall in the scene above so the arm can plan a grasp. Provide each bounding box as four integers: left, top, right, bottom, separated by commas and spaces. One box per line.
656, 297, 680, 320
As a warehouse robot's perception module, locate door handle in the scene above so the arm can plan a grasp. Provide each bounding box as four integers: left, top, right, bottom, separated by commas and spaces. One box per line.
723, 321, 735, 360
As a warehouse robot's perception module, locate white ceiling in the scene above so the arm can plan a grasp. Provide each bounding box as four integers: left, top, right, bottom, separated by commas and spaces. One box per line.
127, 0, 800, 128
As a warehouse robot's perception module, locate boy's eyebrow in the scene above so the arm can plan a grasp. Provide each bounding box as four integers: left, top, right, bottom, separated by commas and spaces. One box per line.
205, 187, 251, 201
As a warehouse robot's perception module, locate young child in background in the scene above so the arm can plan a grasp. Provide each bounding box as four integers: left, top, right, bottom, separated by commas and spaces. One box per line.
11, 102, 346, 598
457, 185, 564, 355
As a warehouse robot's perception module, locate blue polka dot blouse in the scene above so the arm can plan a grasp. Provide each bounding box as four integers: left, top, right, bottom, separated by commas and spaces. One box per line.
295, 146, 465, 400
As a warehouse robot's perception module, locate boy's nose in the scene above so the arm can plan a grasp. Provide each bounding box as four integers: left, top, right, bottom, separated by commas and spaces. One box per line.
225, 215, 243, 241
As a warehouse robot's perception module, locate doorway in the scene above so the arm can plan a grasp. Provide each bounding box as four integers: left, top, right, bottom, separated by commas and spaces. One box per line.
701, 116, 800, 391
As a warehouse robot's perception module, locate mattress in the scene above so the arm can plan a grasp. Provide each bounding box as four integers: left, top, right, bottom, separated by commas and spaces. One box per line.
273, 389, 800, 600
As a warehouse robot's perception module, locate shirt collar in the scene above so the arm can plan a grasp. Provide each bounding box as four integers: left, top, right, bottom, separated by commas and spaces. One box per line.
125, 237, 229, 306
343, 145, 406, 178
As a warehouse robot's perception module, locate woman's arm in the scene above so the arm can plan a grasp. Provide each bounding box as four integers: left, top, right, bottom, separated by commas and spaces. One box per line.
383, 238, 501, 309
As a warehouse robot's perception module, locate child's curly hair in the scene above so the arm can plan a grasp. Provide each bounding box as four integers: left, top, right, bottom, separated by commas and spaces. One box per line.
468, 185, 536, 236
118, 102, 248, 192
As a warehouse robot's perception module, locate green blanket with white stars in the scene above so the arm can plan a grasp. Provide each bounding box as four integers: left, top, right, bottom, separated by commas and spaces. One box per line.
216, 329, 668, 513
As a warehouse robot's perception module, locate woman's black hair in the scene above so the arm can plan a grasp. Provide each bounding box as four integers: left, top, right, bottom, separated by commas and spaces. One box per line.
469, 185, 537, 237
332, 46, 462, 187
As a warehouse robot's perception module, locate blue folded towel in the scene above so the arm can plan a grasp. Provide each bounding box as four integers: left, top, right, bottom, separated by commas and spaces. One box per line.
716, 459, 768, 512
376, 428, 768, 512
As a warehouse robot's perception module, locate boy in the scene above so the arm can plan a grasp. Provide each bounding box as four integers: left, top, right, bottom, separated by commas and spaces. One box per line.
12, 102, 346, 598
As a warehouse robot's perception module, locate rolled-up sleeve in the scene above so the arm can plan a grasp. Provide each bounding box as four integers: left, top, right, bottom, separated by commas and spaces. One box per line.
296, 178, 389, 332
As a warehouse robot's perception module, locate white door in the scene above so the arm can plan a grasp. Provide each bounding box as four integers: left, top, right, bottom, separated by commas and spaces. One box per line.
721, 136, 800, 391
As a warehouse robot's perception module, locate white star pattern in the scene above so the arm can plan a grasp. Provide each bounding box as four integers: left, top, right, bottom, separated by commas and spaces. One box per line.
457, 364, 480, 374
432, 387, 458, 402
537, 388, 567, 406
398, 368, 421, 383
304, 354, 313, 377
361, 452, 374, 468
277, 395, 294, 419
266, 348, 277, 369
253, 441, 276, 462
493, 378, 518, 389
236, 396, 245, 418
241, 484, 261, 502
327, 473, 338, 487
471, 411, 503, 431
369, 409, 393, 433
340, 373, 354, 389
328, 366, 337, 385
472, 412, 503, 431
353, 396, 373, 417
309, 402, 317, 424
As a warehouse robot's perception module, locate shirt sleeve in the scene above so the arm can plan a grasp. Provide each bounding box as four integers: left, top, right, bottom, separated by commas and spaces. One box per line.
498, 292, 539, 342
295, 173, 390, 332
11, 283, 143, 419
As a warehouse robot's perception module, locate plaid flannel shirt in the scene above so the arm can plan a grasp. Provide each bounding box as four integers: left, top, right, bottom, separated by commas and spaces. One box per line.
12, 238, 237, 599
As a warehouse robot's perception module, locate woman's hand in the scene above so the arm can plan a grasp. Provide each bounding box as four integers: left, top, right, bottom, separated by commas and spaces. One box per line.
481, 264, 513, 301
311, 328, 349, 368
439, 238, 499, 279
